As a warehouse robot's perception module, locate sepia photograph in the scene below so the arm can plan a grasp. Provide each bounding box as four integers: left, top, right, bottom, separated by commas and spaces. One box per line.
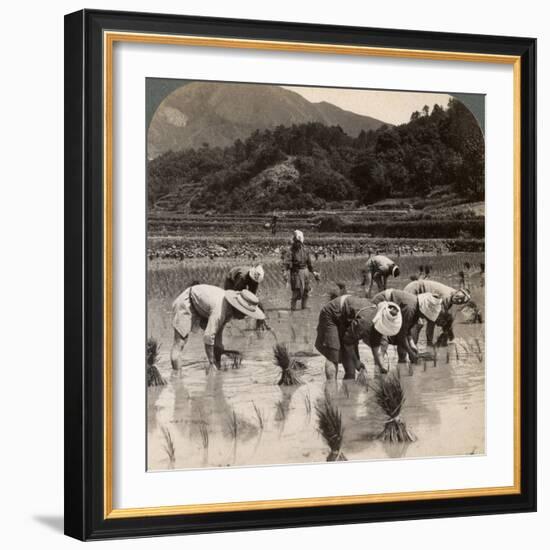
145, 79, 486, 471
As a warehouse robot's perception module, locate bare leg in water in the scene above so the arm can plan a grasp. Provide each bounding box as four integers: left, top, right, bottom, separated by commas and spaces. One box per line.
170, 330, 188, 370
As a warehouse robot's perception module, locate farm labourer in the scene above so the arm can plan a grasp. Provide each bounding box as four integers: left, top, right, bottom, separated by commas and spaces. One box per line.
283, 230, 320, 310
403, 280, 470, 346
372, 289, 443, 363
224, 264, 265, 294
271, 213, 278, 235
315, 296, 402, 380
170, 284, 265, 372
327, 282, 347, 301
224, 264, 269, 329
361, 254, 400, 297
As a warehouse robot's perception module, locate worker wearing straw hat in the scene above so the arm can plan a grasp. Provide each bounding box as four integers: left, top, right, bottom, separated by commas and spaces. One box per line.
283, 230, 320, 310
361, 254, 400, 298
170, 284, 265, 373
404, 279, 470, 346
373, 289, 443, 363
315, 295, 402, 380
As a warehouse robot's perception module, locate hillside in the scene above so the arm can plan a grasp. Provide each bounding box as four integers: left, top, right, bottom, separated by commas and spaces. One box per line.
148, 98, 484, 214
147, 82, 388, 157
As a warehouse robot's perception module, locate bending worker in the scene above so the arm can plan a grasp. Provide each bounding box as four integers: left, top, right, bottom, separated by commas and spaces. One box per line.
170, 284, 265, 372
361, 254, 400, 297
315, 295, 402, 380
372, 288, 443, 363
404, 279, 470, 346
224, 264, 264, 294
283, 230, 320, 310
224, 264, 268, 329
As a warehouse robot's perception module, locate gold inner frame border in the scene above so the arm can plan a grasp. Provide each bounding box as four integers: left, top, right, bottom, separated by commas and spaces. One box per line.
102, 30, 522, 520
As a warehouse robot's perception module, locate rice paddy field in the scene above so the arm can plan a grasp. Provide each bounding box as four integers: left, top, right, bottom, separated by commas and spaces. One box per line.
147, 251, 485, 471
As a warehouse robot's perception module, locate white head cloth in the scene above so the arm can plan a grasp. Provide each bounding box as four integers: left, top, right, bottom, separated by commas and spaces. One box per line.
373, 301, 402, 336
248, 264, 265, 283
417, 292, 443, 322
293, 230, 304, 243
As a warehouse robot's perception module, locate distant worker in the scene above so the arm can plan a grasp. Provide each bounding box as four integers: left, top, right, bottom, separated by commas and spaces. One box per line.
271, 213, 278, 235
283, 230, 320, 310
315, 297, 402, 380
328, 282, 347, 301
224, 264, 268, 329
170, 284, 265, 372
404, 280, 470, 346
361, 254, 400, 297
224, 265, 265, 294
372, 289, 442, 363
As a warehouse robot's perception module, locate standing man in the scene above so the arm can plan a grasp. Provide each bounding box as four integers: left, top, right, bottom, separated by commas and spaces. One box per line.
271, 213, 278, 235
372, 288, 442, 363
361, 254, 400, 297
170, 284, 265, 372
404, 279, 470, 346
283, 230, 320, 310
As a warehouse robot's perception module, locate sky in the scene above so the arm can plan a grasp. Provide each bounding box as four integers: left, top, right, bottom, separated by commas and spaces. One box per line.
283, 85, 452, 125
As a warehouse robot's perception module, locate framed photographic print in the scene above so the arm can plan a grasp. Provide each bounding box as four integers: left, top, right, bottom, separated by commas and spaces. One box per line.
64, 9, 536, 540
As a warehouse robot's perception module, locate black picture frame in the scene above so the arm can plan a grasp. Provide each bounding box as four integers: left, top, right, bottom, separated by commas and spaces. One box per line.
64, 9, 536, 541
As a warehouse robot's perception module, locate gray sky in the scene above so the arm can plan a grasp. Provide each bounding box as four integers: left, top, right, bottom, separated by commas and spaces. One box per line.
283, 86, 452, 125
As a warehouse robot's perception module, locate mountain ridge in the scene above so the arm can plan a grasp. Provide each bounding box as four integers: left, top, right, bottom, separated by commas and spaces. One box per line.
147, 82, 389, 158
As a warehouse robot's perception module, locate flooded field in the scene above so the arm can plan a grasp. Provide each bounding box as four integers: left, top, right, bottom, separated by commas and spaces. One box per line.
147, 253, 485, 471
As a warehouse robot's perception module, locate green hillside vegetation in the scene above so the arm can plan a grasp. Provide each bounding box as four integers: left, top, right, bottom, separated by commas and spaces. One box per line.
148, 98, 484, 214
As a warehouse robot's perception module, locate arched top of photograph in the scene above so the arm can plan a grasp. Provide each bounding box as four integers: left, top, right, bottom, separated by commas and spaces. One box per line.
146, 77, 486, 473
146, 79, 484, 221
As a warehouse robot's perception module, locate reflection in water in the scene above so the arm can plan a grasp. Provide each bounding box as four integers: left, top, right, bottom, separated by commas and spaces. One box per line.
147, 283, 485, 471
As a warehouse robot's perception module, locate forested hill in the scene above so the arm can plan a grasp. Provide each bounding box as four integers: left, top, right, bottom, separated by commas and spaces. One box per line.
148, 82, 387, 157
147, 98, 484, 213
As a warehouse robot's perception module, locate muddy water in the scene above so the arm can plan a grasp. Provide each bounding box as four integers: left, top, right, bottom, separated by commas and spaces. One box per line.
147, 278, 485, 471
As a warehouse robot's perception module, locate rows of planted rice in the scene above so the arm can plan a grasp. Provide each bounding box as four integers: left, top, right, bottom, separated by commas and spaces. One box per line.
148, 252, 484, 300
147, 333, 485, 469
147, 251, 485, 470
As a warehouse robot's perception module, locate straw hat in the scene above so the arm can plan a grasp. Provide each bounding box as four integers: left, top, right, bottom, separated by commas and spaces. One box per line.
225, 290, 265, 320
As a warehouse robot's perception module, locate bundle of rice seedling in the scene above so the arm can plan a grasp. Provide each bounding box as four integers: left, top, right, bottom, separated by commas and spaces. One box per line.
222, 350, 242, 369
304, 392, 312, 421
315, 398, 347, 461
160, 426, 175, 464
474, 338, 484, 362
226, 409, 239, 441
273, 343, 303, 386
462, 301, 483, 324
252, 402, 265, 431
256, 318, 271, 331
373, 375, 416, 443
146, 338, 166, 387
